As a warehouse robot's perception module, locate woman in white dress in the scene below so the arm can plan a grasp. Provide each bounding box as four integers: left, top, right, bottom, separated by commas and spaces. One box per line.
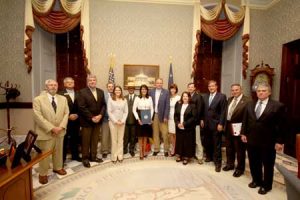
107, 85, 128, 163
168, 84, 181, 156
132, 84, 154, 159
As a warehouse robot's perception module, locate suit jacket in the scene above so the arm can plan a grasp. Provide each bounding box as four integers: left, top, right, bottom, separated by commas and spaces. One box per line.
190, 92, 204, 123
125, 94, 137, 124
174, 102, 197, 131
203, 92, 227, 131
77, 87, 106, 127
58, 89, 79, 115
227, 95, 251, 123
242, 99, 286, 147
33, 93, 69, 140
149, 88, 170, 122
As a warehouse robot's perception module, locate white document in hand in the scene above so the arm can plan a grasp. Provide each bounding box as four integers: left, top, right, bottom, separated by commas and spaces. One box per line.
231, 123, 242, 136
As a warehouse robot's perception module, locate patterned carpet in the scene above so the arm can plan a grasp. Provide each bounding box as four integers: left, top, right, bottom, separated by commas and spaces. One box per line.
33, 153, 288, 200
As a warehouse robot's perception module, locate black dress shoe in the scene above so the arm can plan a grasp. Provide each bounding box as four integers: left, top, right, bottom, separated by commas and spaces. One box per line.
258, 187, 270, 195
222, 165, 234, 171
164, 152, 169, 157
248, 181, 260, 188
215, 165, 221, 172
82, 159, 91, 168
91, 158, 104, 163
233, 170, 244, 177
152, 152, 159, 156
72, 157, 82, 162
130, 151, 135, 157
102, 154, 107, 158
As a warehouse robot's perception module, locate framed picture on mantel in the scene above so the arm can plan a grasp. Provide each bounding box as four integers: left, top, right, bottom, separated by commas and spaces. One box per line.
124, 64, 159, 89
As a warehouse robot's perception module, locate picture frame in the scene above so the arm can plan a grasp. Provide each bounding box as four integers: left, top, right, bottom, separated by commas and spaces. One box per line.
23, 130, 38, 156
124, 64, 159, 89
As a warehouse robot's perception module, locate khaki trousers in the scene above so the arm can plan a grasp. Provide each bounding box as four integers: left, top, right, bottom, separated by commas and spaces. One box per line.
109, 121, 125, 161
37, 137, 63, 176
195, 125, 204, 160
100, 121, 111, 154
152, 114, 169, 152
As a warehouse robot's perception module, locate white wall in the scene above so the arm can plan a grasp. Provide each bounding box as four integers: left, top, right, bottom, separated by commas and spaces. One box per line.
89, 0, 194, 93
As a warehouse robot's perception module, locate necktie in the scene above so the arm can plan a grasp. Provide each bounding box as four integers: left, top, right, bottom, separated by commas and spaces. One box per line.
52, 96, 57, 113
129, 95, 132, 102
228, 98, 237, 121
255, 101, 262, 118
209, 94, 213, 106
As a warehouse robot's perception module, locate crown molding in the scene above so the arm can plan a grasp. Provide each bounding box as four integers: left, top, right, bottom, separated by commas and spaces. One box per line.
107, 0, 281, 9
107, 0, 197, 6
247, 0, 281, 10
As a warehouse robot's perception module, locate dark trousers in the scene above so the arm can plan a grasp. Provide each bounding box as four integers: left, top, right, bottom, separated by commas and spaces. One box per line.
204, 129, 222, 166
247, 145, 276, 190
123, 124, 137, 153
81, 125, 100, 160
63, 120, 80, 161
225, 132, 246, 171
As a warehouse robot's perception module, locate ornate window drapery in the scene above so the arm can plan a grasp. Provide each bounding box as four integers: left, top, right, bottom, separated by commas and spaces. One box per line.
24, 0, 90, 73
192, 0, 250, 79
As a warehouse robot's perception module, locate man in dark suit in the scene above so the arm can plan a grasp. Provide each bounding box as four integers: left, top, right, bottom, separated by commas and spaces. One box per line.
149, 78, 170, 156
241, 83, 285, 195
58, 77, 81, 162
77, 75, 106, 168
187, 82, 204, 164
201, 80, 227, 172
124, 85, 137, 157
223, 84, 250, 177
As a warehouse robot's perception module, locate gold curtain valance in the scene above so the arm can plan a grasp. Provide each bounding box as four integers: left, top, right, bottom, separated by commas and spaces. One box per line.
24, 0, 90, 73
192, 0, 250, 79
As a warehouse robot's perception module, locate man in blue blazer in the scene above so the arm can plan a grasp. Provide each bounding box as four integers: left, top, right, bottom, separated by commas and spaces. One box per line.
149, 78, 170, 156
201, 80, 227, 172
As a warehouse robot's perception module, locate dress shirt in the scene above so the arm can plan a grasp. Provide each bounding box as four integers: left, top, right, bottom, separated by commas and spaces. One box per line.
89, 87, 97, 101
255, 97, 269, 117
227, 94, 243, 120
154, 89, 162, 113
209, 92, 216, 106
66, 89, 75, 102
47, 93, 57, 104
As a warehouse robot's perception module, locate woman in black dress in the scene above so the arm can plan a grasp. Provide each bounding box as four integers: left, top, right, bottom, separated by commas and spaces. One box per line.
174, 91, 197, 165
132, 85, 154, 159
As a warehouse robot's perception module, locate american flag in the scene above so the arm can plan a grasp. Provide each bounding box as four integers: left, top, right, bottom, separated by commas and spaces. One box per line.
108, 66, 115, 84
168, 62, 174, 88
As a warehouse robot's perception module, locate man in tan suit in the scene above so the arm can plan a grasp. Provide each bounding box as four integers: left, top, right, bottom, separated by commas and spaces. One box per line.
33, 79, 69, 184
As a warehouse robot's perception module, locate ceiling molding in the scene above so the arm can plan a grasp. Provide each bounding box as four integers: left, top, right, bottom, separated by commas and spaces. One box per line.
247, 0, 280, 10
107, 0, 197, 6
107, 0, 281, 9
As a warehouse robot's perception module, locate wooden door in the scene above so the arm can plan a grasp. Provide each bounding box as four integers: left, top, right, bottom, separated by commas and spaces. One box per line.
56, 24, 87, 91
194, 32, 223, 93
280, 39, 300, 157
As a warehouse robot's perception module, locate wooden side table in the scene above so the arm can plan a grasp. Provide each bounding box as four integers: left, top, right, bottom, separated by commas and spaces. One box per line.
0, 151, 52, 200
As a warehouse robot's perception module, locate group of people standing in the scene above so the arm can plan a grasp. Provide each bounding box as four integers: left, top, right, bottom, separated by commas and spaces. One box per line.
33, 75, 285, 195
